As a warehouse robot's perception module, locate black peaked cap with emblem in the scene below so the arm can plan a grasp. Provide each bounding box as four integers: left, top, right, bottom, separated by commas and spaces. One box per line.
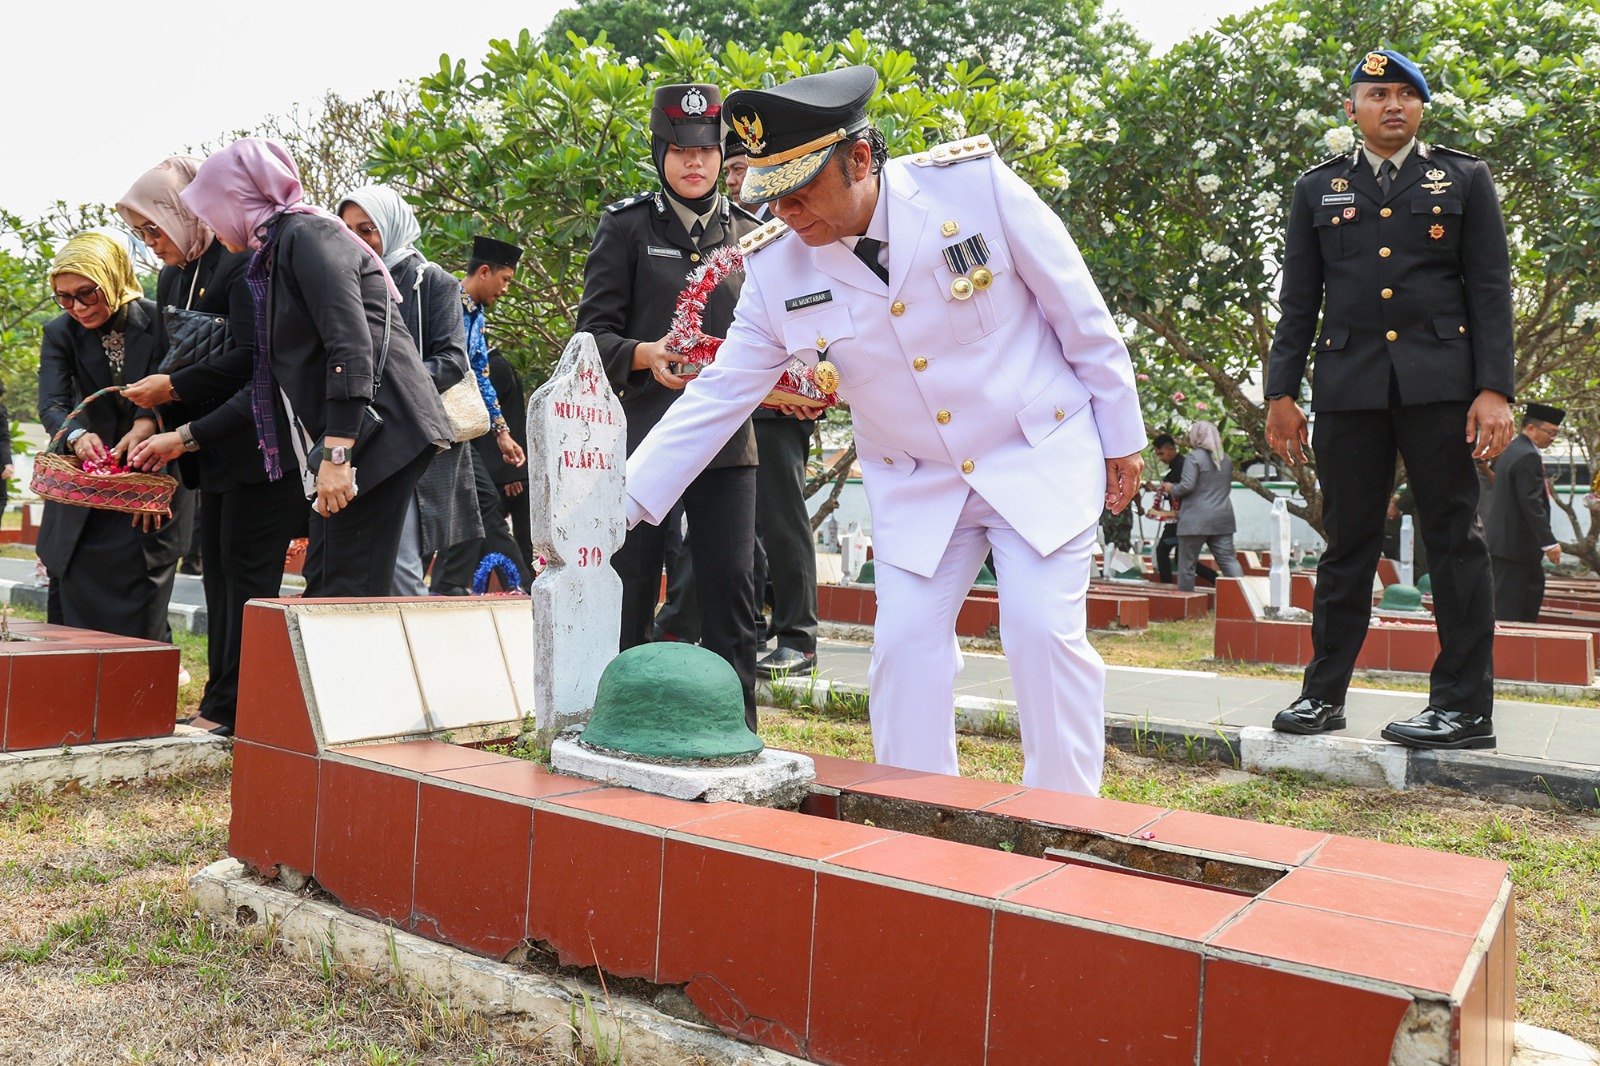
650, 84, 723, 147
471, 235, 522, 268
725, 66, 878, 205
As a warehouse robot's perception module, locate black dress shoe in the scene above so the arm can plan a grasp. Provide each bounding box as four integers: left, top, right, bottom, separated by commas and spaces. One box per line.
756, 647, 817, 679
1270, 696, 1347, 735
1380, 707, 1495, 750
208, 723, 235, 738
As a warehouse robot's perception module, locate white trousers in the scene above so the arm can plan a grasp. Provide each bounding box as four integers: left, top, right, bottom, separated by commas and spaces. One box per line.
867, 491, 1106, 795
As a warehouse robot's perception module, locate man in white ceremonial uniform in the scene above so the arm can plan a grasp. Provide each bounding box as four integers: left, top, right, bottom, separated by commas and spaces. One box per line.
622, 66, 1145, 794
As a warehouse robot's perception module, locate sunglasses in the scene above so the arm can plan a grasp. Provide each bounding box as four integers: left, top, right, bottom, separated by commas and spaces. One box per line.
129, 221, 162, 242
52, 284, 104, 309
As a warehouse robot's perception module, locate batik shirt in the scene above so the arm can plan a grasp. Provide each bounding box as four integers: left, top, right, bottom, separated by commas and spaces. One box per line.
461, 287, 507, 431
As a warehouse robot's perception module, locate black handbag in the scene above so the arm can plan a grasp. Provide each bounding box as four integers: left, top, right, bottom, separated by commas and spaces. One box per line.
160, 305, 231, 373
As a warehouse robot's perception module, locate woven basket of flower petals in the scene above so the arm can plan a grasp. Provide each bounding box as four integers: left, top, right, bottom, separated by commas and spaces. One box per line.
30, 387, 177, 515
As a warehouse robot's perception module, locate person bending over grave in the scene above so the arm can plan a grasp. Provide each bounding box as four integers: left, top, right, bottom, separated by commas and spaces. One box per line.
39, 233, 189, 642
576, 82, 766, 731
621, 67, 1145, 795
119, 156, 306, 737
175, 138, 452, 596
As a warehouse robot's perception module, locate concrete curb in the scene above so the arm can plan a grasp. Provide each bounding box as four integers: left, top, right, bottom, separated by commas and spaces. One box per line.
759, 678, 1600, 810
189, 859, 807, 1066
0, 729, 232, 797
0, 578, 206, 636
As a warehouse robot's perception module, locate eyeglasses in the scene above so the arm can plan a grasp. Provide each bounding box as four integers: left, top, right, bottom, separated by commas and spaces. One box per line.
129, 221, 162, 242
350, 222, 381, 239
52, 284, 103, 309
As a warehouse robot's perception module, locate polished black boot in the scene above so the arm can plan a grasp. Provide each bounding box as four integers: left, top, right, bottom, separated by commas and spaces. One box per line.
1380, 707, 1495, 750
1270, 695, 1347, 735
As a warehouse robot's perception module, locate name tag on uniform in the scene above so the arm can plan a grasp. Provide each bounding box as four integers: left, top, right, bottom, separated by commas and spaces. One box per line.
647, 245, 684, 258
1321, 193, 1356, 205
784, 290, 833, 312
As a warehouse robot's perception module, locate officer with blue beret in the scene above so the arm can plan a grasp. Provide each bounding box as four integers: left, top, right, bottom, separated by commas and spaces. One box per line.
1265, 48, 1516, 750
622, 65, 1146, 796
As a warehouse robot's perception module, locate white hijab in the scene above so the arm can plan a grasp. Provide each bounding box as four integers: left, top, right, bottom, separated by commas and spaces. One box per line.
338, 184, 423, 272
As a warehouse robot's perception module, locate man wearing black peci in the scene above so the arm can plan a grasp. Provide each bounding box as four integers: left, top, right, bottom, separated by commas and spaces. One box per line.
1486, 403, 1564, 623
1264, 49, 1516, 751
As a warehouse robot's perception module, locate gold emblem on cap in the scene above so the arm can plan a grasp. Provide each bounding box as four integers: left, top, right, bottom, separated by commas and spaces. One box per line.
1361, 52, 1389, 77
813, 360, 839, 394
950, 276, 974, 300
941, 220, 959, 237
970, 267, 993, 290
731, 113, 765, 154
1330, 177, 1350, 192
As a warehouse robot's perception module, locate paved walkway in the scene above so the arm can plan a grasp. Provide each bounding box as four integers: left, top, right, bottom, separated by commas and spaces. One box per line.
806, 637, 1600, 770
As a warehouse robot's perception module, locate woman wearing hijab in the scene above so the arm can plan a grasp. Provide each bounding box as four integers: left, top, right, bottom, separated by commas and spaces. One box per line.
1170, 420, 1245, 592
335, 184, 479, 595
120, 156, 306, 736
38, 233, 182, 639
172, 138, 451, 596
574, 83, 764, 731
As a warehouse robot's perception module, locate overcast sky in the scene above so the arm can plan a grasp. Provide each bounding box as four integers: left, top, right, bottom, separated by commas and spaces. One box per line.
1, 0, 1256, 223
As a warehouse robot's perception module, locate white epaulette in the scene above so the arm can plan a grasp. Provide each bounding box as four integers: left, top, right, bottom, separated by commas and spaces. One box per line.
605, 192, 652, 214
910, 135, 997, 167
738, 218, 790, 256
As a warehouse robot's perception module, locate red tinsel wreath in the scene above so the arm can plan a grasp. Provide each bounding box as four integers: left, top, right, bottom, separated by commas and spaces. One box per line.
664, 245, 838, 412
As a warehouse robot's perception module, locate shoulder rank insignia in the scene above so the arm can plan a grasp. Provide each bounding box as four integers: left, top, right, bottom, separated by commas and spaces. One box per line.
1300, 153, 1348, 177
605, 192, 652, 214
911, 135, 997, 167
1428, 143, 1481, 161
738, 218, 790, 256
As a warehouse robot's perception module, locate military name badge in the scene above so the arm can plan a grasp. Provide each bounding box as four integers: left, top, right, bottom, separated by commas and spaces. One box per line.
1421, 167, 1453, 195
942, 232, 992, 299
647, 245, 685, 258
785, 290, 833, 312
1322, 192, 1356, 205
1330, 177, 1351, 193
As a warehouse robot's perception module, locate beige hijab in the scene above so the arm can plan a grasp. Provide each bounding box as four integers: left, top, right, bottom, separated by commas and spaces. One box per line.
115, 156, 213, 264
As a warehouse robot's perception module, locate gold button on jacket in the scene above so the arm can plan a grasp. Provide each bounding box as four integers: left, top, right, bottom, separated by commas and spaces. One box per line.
960, 459, 975, 474
912, 356, 927, 370
936, 410, 951, 424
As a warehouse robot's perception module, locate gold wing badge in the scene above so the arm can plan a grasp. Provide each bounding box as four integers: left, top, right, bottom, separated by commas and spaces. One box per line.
732, 113, 766, 155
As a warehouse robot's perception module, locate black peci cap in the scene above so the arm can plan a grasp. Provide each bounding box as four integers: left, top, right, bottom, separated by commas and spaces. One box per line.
650, 84, 724, 148
471, 235, 522, 268
723, 127, 748, 160
725, 66, 878, 205
1525, 402, 1566, 426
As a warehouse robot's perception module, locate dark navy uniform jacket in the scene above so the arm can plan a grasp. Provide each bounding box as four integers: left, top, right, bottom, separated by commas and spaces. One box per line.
1265, 141, 1515, 411
576, 191, 760, 467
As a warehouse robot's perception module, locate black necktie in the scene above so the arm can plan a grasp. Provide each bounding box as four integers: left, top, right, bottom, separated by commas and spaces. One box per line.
853, 236, 889, 284
1378, 160, 1397, 196
689, 219, 704, 243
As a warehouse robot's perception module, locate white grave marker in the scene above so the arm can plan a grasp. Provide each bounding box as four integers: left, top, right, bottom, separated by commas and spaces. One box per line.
526, 333, 626, 732
1399, 514, 1415, 586
1269, 497, 1292, 611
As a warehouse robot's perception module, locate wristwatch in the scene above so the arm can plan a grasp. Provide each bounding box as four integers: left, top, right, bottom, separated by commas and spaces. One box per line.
67, 428, 87, 446
327, 445, 350, 465
177, 424, 201, 452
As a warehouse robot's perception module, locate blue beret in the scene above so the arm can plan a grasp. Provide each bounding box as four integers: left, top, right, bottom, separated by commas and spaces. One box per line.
1349, 49, 1431, 102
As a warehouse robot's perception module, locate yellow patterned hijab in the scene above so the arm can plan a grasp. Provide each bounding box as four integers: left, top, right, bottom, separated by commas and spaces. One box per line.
48, 232, 144, 312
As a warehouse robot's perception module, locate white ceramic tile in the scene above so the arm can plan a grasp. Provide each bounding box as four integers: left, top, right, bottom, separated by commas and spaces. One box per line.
296, 608, 428, 744
400, 604, 519, 731
489, 601, 537, 720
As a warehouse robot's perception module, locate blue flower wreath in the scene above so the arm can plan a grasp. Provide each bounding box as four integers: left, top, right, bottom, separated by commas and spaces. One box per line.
471, 552, 524, 595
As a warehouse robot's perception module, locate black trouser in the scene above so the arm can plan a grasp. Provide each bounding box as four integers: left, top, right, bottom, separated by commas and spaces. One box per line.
612, 465, 758, 729
437, 447, 527, 591
305, 448, 433, 597
198, 475, 307, 727
752, 417, 818, 654
1304, 402, 1494, 717
1492, 556, 1545, 623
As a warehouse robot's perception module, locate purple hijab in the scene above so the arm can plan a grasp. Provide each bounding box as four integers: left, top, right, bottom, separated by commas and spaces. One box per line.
180, 138, 400, 300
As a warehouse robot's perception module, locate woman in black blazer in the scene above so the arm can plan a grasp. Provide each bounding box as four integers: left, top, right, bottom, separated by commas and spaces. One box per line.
158, 138, 451, 597
120, 156, 308, 735
38, 233, 184, 640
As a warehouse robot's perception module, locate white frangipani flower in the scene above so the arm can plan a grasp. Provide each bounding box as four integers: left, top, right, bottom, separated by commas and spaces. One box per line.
1323, 126, 1356, 153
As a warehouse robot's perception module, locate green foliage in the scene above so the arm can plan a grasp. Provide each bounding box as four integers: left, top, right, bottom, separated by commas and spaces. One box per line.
0, 203, 110, 414
370, 28, 1084, 387
540, 0, 1147, 78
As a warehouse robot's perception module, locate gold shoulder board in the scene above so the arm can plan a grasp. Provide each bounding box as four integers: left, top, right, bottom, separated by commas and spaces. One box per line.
738, 219, 791, 255
910, 135, 997, 167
